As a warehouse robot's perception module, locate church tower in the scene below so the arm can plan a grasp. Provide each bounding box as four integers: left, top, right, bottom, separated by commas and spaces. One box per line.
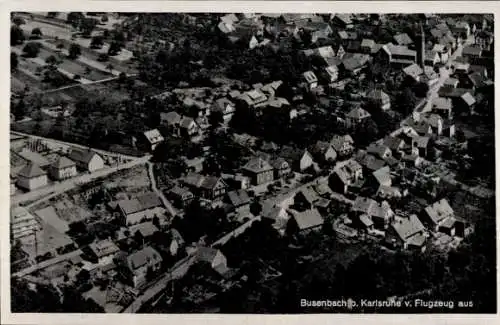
416, 23, 425, 68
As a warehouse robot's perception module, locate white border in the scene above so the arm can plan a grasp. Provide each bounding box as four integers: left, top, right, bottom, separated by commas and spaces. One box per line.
1, 2, 499, 325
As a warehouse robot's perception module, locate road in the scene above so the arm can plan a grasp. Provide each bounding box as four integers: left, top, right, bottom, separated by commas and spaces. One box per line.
421, 37, 473, 112
146, 161, 178, 218
11, 155, 151, 206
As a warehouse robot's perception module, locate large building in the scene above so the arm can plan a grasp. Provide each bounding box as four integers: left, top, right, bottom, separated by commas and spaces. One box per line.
16, 163, 48, 191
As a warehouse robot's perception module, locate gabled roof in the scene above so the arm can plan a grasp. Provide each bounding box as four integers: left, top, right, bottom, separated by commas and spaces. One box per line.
89, 239, 120, 258
432, 97, 452, 110
372, 166, 391, 185
367, 143, 390, 158
384, 43, 416, 57
393, 33, 413, 46
383, 136, 405, 150
127, 246, 162, 271
52, 156, 76, 169
18, 150, 51, 167
227, 189, 251, 207
352, 196, 378, 215
161, 111, 182, 125
403, 63, 423, 78
143, 129, 164, 144
69, 149, 99, 165
361, 38, 375, 48
367, 89, 390, 102
169, 186, 193, 197
346, 107, 371, 120
462, 46, 482, 57
289, 208, 324, 230
331, 134, 354, 151
243, 157, 273, 173
332, 14, 353, 25
297, 186, 320, 204
392, 214, 425, 240
129, 221, 159, 238
461, 92, 476, 106
18, 163, 46, 178
414, 136, 430, 148
137, 192, 162, 210
424, 199, 454, 225
341, 53, 370, 71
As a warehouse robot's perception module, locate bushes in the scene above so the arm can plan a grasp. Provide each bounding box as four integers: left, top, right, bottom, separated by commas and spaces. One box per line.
22, 42, 41, 58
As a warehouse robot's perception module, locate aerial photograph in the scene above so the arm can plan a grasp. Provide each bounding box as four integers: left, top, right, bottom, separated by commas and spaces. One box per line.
9, 12, 495, 313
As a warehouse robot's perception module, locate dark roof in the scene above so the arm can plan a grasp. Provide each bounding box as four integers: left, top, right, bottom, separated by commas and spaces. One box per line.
289, 208, 324, 230
52, 156, 76, 169
18, 163, 46, 178
243, 157, 273, 174
227, 189, 251, 207
127, 246, 162, 270
69, 149, 99, 165
341, 53, 370, 71
129, 222, 159, 237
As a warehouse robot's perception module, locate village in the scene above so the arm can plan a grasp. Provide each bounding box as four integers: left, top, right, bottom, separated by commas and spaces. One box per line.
10, 12, 495, 313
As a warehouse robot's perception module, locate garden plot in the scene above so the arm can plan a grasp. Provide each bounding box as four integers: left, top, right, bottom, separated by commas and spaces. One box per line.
19, 19, 75, 40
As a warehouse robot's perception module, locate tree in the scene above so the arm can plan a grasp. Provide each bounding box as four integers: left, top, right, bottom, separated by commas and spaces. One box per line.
11, 52, 18, 71
107, 41, 122, 56
250, 201, 262, 216
45, 54, 58, 67
97, 53, 109, 62
208, 110, 223, 129
68, 43, 81, 59
31, 27, 42, 38
395, 87, 417, 116
66, 12, 84, 28
80, 18, 98, 37
56, 42, 64, 50
11, 26, 25, 45
47, 12, 59, 18
118, 72, 127, 83
90, 35, 104, 49
12, 99, 27, 120
22, 42, 41, 58
106, 63, 114, 73
101, 15, 109, 23
12, 16, 25, 26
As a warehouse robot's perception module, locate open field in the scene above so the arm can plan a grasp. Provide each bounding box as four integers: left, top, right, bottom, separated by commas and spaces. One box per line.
19, 18, 77, 40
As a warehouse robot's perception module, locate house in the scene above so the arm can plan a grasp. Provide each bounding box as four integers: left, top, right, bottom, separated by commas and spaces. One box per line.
226, 189, 251, 212
383, 136, 406, 156
355, 150, 387, 173
393, 33, 413, 46
322, 65, 339, 83
180, 173, 227, 200
475, 30, 494, 51
300, 46, 336, 66
387, 215, 427, 251
443, 77, 459, 88
263, 206, 290, 234
331, 14, 353, 28
69, 149, 104, 172
117, 192, 164, 226
330, 134, 355, 157
346, 107, 371, 127
462, 46, 483, 59
310, 141, 337, 163
422, 199, 455, 233
278, 147, 315, 172
458, 92, 476, 114
271, 158, 291, 179
403, 63, 424, 82
346, 40, 361, 53
425, 50, 441, 66
381, 43, 417, 65
115, 246, 163, 288
49, 156, 77, 180
142, 129, 164, 151
360, 38, 376, 54
213, 98, 236, 123
366, 89, 391, 111
88, 239, 120, 265
168, 228, 185, 256
294, 187, 320, 210
241, 157, 274, 185
16, 163, 48, 191
238, 89, 268, 108
431, 97, 453, 119
329, 159, 363, 194
302, 71, 318, 90
179, 116, 199, 137
17, 149, 51, 168
432, 43, 450, 63
451, 21, 471, 38
340, 53, 370, 75
168, 186, 194, 208
412, 136, 431, 157
195, 247, 229, 276
129, 222, 159, 239
367, 143, 392, 159
287, 208, 324, 234
351, 196, 394, 229
372, 166, 392, 187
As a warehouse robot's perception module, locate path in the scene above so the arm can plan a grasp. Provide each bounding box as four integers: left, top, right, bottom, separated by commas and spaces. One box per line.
146, 161, 178, 218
